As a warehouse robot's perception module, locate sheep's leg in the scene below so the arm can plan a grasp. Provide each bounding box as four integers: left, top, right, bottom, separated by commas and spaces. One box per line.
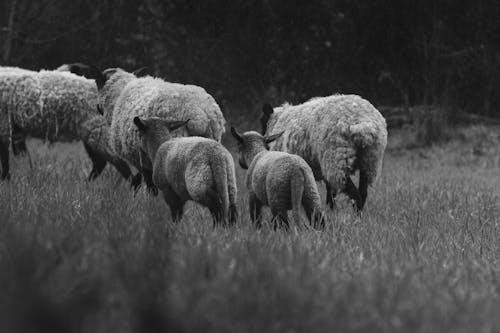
11, 134, 33, 170
0, 139, 10, 180
358, 170, 369, 210
201, 189, 224, 227
344, 177, 363, 212
249, 193, 263, 228
84, 143, 107, 181
229, 204, 238, 226
325, 182, 337, 209
303, 201, 325, 230
272, 211, 290, 231
131, 173, 143, 192
142, 169, 158, 196
11, 132, 27, 156
109, 159, 133, 183
163, 189, 184, 223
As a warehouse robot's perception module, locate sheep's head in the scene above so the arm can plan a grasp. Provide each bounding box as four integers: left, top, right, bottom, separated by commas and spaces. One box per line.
133, 116, 190, 160
57, 63, 108, 89
260, 103, 274, 135
230, 127, 283, 169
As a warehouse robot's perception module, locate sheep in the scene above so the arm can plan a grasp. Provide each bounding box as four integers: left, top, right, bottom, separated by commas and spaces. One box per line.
0, 67, 133, 182
133, 116, 237, 226
72, 64, 226, 193
231, 127, 325, 230
260, 94, 387, 211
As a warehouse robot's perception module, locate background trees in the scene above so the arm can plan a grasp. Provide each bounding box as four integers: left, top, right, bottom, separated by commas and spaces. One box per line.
2, 0, 500, 116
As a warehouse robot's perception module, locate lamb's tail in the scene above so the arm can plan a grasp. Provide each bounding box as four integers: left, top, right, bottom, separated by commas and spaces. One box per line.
290, 166, 305, 230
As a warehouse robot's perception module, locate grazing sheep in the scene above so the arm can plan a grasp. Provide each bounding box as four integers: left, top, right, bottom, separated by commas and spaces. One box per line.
260, 94, 387, 211
0, 67, 133, 182
133, 116, 237, 226
231, 127, 324, 230
73, 64, 226, 192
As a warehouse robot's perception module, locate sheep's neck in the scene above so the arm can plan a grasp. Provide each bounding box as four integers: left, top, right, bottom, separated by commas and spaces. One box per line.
246, 146, 266, 164
146, 139, 164, 162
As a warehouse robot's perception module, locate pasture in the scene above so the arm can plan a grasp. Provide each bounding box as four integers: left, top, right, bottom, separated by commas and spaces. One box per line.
2, 125, 500, 332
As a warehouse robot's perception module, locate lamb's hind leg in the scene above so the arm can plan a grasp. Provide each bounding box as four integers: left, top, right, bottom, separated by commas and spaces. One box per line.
272, 211, 290, 231
0, 139, 10, 180
303, 200, 325, 230
162, 188, 185, 223
200, 189, 224, 227
249, 192, 263, 228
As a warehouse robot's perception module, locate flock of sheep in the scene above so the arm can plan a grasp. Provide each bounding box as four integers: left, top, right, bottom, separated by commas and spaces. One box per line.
0, 63, 387, 230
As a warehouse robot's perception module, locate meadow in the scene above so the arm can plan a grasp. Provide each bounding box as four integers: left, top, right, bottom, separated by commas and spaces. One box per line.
2, 125, 500, 332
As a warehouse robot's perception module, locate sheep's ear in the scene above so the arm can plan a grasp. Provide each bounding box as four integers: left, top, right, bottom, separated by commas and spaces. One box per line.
262, 103, 274, 115
166, 119, 190, 131
133, 116, 147, 132
230, 127, 244, 143
65, 63, 86, 76
102, 68, 118, 80
84, 64, 106, 90
132, 66, 148, 77
264, 131, 284, 144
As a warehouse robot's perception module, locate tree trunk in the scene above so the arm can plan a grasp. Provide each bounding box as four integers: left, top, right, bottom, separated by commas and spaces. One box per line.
2, 0, 17, 65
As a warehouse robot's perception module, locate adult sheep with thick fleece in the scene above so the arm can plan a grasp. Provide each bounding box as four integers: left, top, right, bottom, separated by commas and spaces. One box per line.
0, 67, 132, 182
78, 65, 226, 192
260, 94, 387, 211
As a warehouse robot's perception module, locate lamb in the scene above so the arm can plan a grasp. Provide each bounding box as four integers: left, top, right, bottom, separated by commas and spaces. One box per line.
0, 66, 133, 182
231, 127, 325, 230
133, 116, 237, 226
260, 94, 387, 211
74, 64, 226, 192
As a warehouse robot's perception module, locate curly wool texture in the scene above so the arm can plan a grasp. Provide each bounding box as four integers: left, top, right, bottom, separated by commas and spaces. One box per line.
0, 67, 117, 163
247, 150, 322, 215
153, 136, 237, 216
102, 69, 225, 171
266, 94, 387, 193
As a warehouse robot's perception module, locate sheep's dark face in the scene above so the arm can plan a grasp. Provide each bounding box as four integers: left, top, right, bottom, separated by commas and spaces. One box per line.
133, 117, 189, 160
260, 103, 274, 135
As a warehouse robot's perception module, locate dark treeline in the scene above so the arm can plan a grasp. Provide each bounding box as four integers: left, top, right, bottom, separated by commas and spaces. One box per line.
2, 0, 500, 116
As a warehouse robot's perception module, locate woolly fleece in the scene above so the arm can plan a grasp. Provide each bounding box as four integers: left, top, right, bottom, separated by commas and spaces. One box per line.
0, 67, 119, 166
236, 130, 322, 227
153, 136, 237, 220
101, 69, 225, 172
265, 94, 387, 194
248, 150, 321, 212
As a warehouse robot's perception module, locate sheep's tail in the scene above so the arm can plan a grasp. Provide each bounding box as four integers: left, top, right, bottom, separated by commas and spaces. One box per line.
290, 167, 305, 230
349, 120, 388, 185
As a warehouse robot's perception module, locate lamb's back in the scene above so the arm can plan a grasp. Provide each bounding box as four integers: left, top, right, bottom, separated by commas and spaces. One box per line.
154, 137, 224, 194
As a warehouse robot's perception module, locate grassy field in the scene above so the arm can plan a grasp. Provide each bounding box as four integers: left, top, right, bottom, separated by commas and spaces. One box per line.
2, 125, 500, 332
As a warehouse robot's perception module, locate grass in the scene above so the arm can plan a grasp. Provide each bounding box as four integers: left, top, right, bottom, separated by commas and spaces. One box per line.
3, 126, 500, 332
